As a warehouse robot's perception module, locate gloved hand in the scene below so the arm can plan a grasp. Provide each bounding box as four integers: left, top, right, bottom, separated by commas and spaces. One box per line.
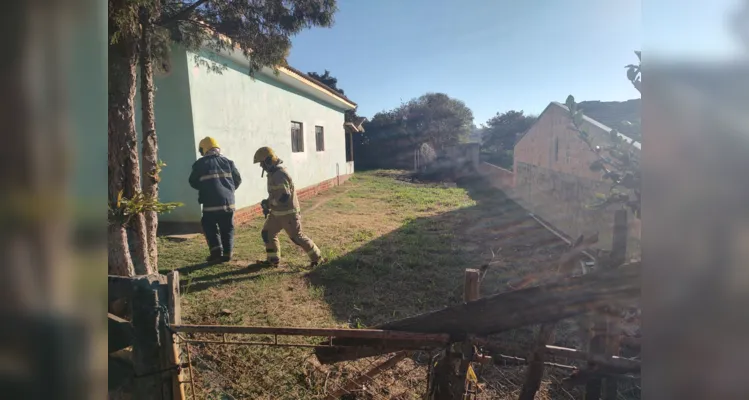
261, 199, 270, 219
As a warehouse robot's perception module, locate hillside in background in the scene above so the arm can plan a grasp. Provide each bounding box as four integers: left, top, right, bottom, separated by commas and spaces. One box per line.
579, 99, 641, 142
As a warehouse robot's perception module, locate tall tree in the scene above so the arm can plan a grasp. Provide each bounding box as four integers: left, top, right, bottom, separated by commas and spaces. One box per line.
355, 93, 474, 169
109, 0, 150, 275
307, 69, 362, 123
400, 93, 474, 149
307, 70, 343, 94
481, 110, 537, 153
139, 1, 162, 269
109, 0, 339, 275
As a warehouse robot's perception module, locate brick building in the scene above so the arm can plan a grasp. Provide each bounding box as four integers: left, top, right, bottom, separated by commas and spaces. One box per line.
482, 101, 641, 256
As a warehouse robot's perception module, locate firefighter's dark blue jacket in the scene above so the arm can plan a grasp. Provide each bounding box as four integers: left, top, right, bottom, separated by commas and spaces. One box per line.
188, 154, 242, 212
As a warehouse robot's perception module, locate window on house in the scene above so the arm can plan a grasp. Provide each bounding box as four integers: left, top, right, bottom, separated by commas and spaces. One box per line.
554, 137, 559, 162
291, 121, 304, 153
315, 126, 325, 152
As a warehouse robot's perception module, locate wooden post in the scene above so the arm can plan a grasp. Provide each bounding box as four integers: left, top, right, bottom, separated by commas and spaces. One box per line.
518, 323, 556, 400
586, 210, 628, 400
167, 271, 181, 325
167, 271, 185, 400
458, 269, 481, 396
464, 269, 480, 302
429, 269, 483, 400
131, 275, 166, 400
602, 210, 627, 400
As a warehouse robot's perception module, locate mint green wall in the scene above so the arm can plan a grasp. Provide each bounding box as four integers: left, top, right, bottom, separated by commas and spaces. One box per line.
185, 50, 349, 214
137, 47, 350, 223
135, 48, 201, 222
72, 0, 106, 223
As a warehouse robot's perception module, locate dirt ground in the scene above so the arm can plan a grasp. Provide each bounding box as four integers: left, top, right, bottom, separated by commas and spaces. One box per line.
159, 170, 638, 399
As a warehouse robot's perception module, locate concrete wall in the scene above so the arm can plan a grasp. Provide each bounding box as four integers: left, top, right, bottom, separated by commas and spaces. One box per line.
185, 50, 349, 219
479, 162, 515, 190
137, 47, 350, 223
513, 162, 640, 256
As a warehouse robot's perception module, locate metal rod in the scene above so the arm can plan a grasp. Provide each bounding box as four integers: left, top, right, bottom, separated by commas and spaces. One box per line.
171, 324, 451, 343
528, 213, 596, 261
180, 338, 437, 352
475, 339, 640, 371
184, 342, 196, 400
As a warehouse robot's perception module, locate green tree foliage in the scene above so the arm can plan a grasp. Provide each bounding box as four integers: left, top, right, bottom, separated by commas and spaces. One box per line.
355, 93, 473, 169
151, 0, 338, 73
308, 70, 343, 94
482, 110, 537, 152
393, 93, 474, 147
108, 0, 338, 274
307, 69, 362, 123
479, 110, 536, 169
566, 51, 641, 218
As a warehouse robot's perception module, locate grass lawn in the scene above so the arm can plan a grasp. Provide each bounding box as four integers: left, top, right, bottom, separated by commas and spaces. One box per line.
159, 170, 576, 399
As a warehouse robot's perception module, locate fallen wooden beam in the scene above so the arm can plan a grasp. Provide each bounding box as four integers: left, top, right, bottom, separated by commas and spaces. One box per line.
316, 262, 640, 364
108, 313, 134, 354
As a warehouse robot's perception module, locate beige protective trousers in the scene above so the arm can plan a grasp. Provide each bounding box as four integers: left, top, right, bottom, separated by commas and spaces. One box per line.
261, 213, 321, 263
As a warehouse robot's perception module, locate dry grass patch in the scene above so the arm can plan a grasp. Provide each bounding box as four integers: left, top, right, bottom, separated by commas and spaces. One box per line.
159, 170, 596, 399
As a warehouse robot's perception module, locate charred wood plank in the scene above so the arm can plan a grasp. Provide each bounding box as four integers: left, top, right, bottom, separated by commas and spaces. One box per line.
316, 263, 640, 364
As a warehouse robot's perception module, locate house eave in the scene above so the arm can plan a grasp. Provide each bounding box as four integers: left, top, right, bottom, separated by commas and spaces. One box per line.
210, 44, 358, 111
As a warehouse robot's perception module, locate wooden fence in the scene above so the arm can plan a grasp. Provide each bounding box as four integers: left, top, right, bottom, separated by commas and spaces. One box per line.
109, 210, 639, 399
108, 271, 185, 400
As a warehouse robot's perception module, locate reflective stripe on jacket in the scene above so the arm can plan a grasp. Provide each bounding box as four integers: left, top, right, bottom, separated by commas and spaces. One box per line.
189, 153, 242, 212
266, 167, 299, 215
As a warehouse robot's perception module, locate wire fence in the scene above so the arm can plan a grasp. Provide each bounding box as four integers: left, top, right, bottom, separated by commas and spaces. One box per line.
177, 330, 438, 400
175, 328, 640, 400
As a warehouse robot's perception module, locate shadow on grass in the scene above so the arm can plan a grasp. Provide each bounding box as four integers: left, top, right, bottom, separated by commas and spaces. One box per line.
178, 262, 288, 294
306, 175, 567, 328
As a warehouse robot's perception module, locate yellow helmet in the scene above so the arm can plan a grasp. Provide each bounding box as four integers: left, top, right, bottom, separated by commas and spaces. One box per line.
253, 146, 278, 164
198, 137, 220, 155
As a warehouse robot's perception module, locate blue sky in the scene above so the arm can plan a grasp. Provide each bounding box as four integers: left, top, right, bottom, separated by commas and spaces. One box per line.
288, 0, 743, 124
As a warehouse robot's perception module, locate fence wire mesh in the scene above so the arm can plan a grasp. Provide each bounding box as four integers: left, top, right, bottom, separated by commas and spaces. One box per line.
176, 327, 640, 400
177, 330, 439, 400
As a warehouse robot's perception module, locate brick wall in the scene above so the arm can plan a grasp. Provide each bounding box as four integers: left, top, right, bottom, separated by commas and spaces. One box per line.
506, 103, 641, 257
510, 162, 641, 258
234, 173, 352, 225
160, 173, 353, 234
514, 103, 609, 181
478, 162, 515, 191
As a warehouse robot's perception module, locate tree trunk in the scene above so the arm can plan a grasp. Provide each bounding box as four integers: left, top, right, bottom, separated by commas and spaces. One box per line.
108, 23, 152, 275
109, 225, 135, 277
139, 6, 159, 270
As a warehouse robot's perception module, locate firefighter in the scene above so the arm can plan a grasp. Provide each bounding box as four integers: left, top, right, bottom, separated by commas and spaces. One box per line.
253, 146, 323, 268
189, 137, 242, 263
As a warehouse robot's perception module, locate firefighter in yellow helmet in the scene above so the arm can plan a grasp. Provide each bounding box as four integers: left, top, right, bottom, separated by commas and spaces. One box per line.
189, 137, 242, 263
253, 146, 323, 268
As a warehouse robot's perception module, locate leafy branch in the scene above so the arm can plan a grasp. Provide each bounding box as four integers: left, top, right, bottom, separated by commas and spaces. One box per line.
564, 51, 641, 218
109, 190, 183, 226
